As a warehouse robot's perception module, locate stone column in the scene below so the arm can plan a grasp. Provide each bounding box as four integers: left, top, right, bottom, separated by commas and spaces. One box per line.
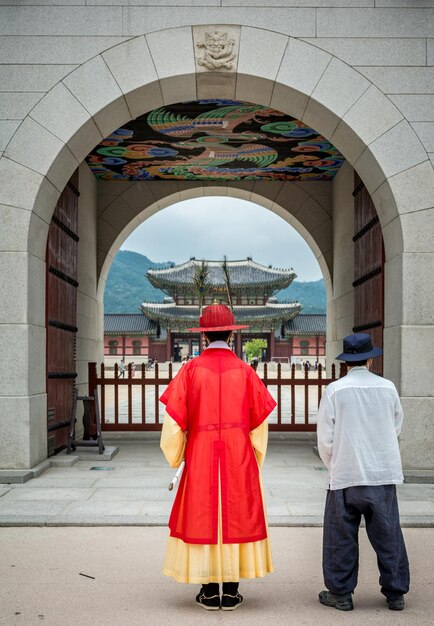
376, 161, 434, 470
383, 251, 434, 468
0, 167, 50, 471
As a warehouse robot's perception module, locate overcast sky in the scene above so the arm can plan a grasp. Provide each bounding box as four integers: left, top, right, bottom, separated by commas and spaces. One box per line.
121, 197, 322, 282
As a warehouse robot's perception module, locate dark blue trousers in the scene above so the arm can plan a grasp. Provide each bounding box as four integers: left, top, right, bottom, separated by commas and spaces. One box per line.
323, 485, 410, 596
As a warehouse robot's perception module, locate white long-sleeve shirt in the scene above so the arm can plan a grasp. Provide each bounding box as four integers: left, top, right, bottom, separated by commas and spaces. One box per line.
317, 366, 404, 490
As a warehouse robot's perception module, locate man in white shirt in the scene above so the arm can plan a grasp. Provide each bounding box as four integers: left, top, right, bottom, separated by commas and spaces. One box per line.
317, 333, 409, 612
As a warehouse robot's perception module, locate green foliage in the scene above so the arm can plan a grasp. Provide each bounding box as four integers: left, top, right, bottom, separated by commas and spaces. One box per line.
221, 255, 234, 311
244, 338, 267, 361
192, 260, 211, 314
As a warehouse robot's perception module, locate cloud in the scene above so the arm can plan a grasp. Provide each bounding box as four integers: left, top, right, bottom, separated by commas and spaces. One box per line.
121, 197, 323, 281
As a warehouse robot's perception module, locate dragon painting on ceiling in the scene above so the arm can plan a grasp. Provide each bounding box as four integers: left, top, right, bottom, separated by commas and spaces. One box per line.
86, 99, 345, 182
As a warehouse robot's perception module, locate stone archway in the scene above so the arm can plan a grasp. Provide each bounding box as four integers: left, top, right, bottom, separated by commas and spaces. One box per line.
0, 27, 433, 470
96, 181, 333, 297
95, 180, 334, 373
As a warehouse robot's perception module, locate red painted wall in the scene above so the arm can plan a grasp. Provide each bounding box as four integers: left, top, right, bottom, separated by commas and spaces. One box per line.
292, 336, 325, 356
104, 334, 150, 357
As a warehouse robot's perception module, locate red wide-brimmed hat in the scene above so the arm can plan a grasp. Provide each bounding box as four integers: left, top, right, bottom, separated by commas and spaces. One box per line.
188, 303, 249, 332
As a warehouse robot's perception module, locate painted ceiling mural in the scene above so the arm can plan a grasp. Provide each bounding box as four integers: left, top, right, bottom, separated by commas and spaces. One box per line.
86, 100, 345, 182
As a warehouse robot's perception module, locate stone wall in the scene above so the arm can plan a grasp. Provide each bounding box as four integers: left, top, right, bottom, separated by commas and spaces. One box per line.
0, 2, 433, 163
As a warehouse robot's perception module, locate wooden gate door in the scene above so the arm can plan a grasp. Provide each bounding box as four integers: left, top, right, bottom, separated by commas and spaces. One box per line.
353, 174, 384, 376
46, 172, 79, 455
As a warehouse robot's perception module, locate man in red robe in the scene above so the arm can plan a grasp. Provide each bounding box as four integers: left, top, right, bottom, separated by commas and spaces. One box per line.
160, 303, 276, 610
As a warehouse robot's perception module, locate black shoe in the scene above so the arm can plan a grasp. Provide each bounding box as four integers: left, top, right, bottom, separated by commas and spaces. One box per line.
221, 592, 243, 611
386, 595, 405, 611
195, 588, 220, 611
319, 590, 354, 611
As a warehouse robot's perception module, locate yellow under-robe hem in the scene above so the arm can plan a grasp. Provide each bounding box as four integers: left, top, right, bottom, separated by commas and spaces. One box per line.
160, 413, 273, 584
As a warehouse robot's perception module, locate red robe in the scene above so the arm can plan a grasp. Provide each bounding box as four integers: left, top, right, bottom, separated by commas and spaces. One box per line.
160, 348, 276, 545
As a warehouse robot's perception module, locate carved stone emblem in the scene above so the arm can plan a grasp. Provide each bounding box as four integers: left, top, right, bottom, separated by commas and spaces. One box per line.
193, 26, 240, 73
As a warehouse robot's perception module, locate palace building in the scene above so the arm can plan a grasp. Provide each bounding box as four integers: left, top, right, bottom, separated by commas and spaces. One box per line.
104, 258, 326, 364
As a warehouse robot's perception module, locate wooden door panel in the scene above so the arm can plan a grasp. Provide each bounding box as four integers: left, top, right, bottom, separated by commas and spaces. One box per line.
353, 174, 384, 376
46, 173, 79, 454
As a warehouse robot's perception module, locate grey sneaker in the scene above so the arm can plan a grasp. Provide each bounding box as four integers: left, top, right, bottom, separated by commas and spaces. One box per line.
386, 595, 405, 611
319, 590, 354, 611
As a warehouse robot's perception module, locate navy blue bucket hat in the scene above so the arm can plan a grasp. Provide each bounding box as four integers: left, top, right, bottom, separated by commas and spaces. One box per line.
336, 333, 383, 362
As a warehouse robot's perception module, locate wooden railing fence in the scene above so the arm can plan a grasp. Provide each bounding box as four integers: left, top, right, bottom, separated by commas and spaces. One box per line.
88, 361, 347, 432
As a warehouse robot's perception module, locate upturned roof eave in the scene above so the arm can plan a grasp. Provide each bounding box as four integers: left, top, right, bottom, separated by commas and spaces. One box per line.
145, 276, 296, 291
140, 302, 302, 325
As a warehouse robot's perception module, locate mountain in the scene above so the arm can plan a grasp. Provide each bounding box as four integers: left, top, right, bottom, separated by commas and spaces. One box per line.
104, 250, 326, 314
103, 250, 173, 313
276, 279, 326, 314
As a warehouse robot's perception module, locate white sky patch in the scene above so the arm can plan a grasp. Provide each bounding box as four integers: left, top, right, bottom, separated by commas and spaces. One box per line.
121, 197, 323, 282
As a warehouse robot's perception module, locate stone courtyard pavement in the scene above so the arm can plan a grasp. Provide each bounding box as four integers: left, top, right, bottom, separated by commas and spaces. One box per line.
0, 434, 433, 526
0, 526, 433, 626
1, 435, 434, 625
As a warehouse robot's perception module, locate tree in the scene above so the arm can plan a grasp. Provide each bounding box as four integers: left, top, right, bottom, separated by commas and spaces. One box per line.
244, 338, 267, 362
221, 255, 234, 311
192, 260, 211, 314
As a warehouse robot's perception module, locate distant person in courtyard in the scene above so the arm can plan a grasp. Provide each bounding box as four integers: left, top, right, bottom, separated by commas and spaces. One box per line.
316, 333, 409, 612
131, 362, 136, 377
250, 356, 259, 371
119, 358, 125, 378
159, 303, 276, 611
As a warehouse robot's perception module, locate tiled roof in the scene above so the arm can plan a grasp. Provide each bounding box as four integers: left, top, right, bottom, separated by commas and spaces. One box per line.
140, 302, 302, 326
103, 312, 326, 335
147, 258, 295, 290
284, 314, 326, 335
104, 314, 157, 335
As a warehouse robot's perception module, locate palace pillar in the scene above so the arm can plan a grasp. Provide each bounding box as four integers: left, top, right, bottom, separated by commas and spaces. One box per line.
166, 329, 172, 362
269, 330, 275, 361
236, 331, 242, 358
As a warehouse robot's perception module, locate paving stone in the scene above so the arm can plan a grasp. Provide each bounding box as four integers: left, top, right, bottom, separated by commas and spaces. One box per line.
0, 501, 69, 516
23, 477, 99, 488
61, 500, 143, 517
1, 488, 94, 501
0, 437, 433, 527
50, 454, 79, 467
90, 487, 169, 501
404, 471, 434, 484
0, 470, 33, 484
73, 445, 119, 461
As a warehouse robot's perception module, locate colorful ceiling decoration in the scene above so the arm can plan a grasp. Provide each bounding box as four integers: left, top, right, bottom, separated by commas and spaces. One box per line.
86, 100, 345, 182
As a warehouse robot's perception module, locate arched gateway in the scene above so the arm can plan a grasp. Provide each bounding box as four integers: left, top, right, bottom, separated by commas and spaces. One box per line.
0, 27, 433, 473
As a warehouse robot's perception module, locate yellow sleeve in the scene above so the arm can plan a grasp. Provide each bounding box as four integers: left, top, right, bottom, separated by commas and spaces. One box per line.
250, 419, 268, 468
160, 411, 186, 468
